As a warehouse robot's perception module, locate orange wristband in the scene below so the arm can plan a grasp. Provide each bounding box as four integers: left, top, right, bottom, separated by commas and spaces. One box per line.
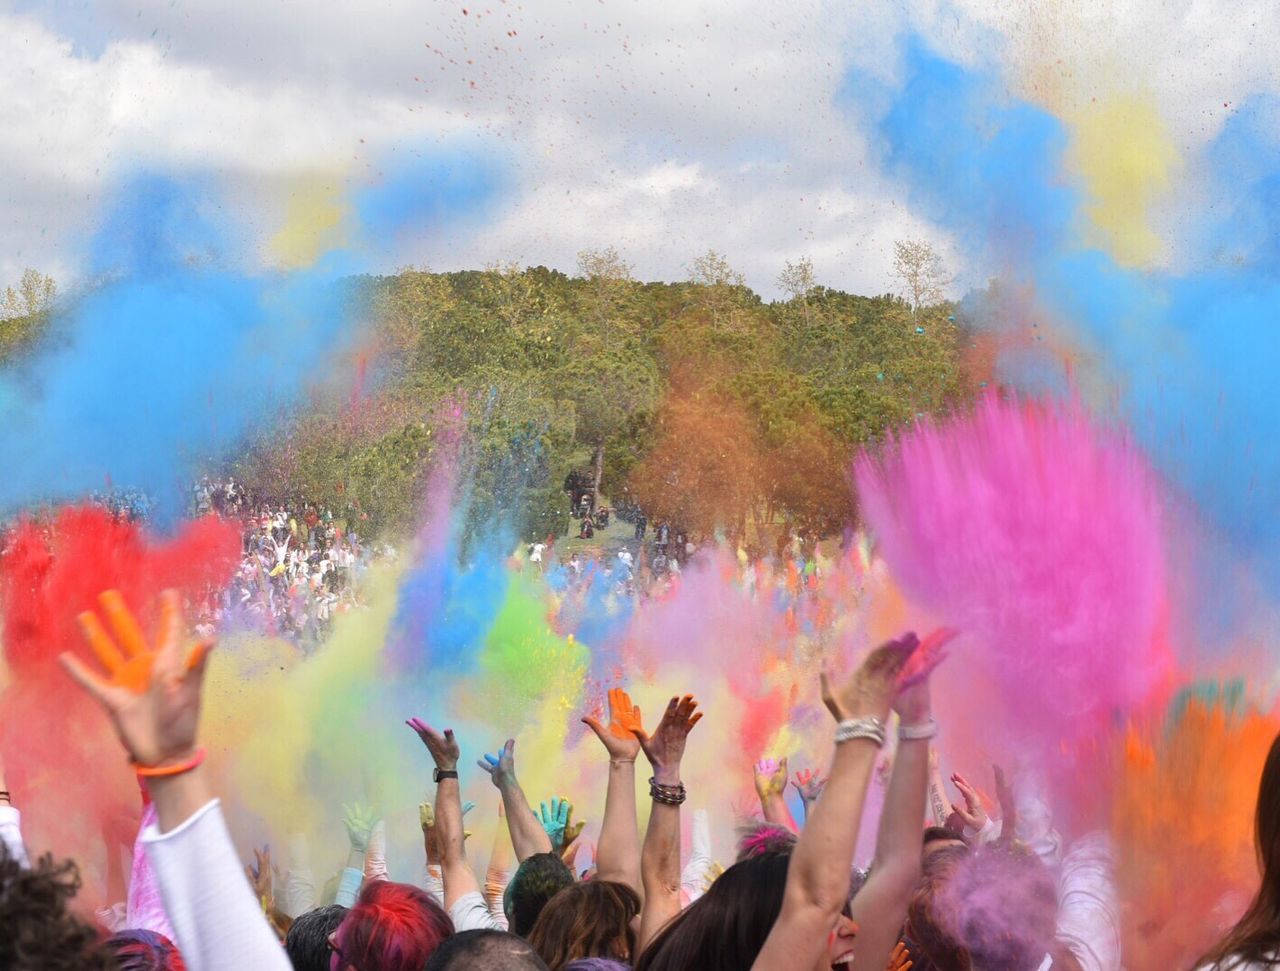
133, 748, 207, 778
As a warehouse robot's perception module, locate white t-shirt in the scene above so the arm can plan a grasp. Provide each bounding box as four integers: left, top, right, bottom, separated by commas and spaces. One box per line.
530, 543, 546, 563
449, 890, 506, 932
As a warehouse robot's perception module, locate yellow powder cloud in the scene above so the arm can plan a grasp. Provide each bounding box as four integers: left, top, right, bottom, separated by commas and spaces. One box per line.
1066, 94, 1180, 267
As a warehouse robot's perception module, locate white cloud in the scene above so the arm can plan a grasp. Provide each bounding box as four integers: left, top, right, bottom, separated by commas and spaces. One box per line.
3, 1, 1279, 299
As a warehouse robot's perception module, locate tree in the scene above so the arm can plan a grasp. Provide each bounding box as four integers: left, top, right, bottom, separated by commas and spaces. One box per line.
777, 257, 816, 302
892, 239, 951, 313
688, 250, 745, 287
0, 268, 57, 362
1, 268, 56, 320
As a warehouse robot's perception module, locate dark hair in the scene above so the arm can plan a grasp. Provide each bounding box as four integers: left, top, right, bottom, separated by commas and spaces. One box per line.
507, 853, 575, 937
336, 880, 453, 971
424, 929, 550, 970
528, 881, 640, 970
1199, 731, 1280, 968
909, 845, 1058, 971
923, 826, 967, 847
102, 929, 186, 970
284, 904, 348, 971
0, 846, 110, 970
633, 851, 790, 971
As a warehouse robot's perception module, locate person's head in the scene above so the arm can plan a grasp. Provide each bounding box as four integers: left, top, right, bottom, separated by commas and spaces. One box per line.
1198, 730, 1280, 968
505, 852, 575, 937
528, 880, 640, 970
923, 826, 970, 861
0, 846, 110, 970
634, 849, 856, 971
330, 881, 453, 971
102, 929, 186, 970
285, 904, 347, 971
908, 844, 1058, 971
735, 822, 798, 860
423, 930, 549, 970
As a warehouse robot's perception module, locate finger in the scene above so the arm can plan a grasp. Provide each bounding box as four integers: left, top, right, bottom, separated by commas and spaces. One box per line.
184, 640, 214, 679
631, 704, 642, 728
77, 611, 125, 674
99, 590, 148, 659
582, 715, 608, 740
155, 589, 184, 670
504, 739, 516, 759
687, 711, 703, 730
59, 651, 115, 705
444, 728, 455, 744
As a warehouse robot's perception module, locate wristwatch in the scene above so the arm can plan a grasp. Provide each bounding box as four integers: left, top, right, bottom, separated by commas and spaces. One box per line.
433, 768, 459, 782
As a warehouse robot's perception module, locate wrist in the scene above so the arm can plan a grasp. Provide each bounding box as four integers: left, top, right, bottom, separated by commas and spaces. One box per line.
652, 763, 681, 786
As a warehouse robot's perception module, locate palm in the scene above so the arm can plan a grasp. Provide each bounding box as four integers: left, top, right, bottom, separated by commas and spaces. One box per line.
583, 687, 643, 760
61, 589, 210, 766
636, 695, 702, 770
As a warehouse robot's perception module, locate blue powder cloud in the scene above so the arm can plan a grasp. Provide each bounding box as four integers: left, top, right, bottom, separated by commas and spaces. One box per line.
845, 39, 1280, 602
0, 153, 504, 523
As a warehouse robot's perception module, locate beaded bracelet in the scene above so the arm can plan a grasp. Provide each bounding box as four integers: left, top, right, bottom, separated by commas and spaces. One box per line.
834, 716, 886, 747
649, 777, 687, 806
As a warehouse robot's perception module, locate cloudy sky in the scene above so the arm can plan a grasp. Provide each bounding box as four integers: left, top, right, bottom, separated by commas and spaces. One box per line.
3, 0, 1278, 299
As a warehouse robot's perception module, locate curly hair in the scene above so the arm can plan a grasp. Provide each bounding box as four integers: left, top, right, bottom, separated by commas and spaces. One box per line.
0, 845, 110, 970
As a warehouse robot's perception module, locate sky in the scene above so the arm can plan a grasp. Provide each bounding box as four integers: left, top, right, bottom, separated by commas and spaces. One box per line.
3, 0, 1279, 299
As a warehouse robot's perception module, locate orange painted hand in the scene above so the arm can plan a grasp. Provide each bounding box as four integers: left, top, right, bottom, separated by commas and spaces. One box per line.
60, 589, 213, 768
582, 687, 644, 762
886, 940, 913, 971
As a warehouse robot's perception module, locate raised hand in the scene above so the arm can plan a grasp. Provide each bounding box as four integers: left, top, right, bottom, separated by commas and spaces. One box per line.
633, 695, 702, 777
60, 589, 214, 767
561, 802, 586, 854
898, 627, 955, 691
245, 844, 278, 910
792, 767, 826, 805
539, 796, 571, 849
343, 803, 378, 852
754, 757, 789, 801
895, 628, 951, 724
582, 687, 644, 762
820, 632, 920, 723
887, 940, 914, 971
949, 773, 990, 832
406, 718, 460, 772
477, 739, 518, 789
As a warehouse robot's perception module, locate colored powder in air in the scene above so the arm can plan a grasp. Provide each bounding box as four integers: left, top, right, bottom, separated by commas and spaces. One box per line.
851, 38, 1280, 611
855, 392, 1170, 759
0, 506, 239, 881
1110, 696, 1278, 971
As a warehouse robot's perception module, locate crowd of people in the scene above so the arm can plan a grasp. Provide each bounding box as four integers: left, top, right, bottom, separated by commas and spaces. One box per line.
4, 589, 1278, 971
191, 478, 394, 647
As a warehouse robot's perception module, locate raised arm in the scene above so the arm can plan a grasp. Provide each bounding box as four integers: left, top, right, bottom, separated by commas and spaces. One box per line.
59, 588, 290, 971
753, 633, 930, 971
791, 767, 826, 824
753, 757, 799, 833
848, 632, 949, 971
406, 719, 479, 909
582, 687, 644, 896
477, 738, 552, 861
636, 694, 702, 952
